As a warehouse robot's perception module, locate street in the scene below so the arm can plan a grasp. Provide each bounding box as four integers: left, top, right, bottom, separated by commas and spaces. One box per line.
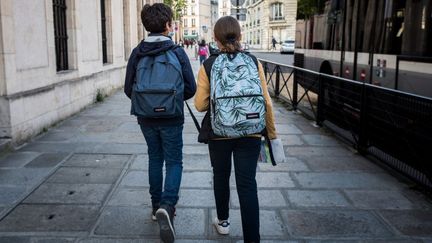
251, 52, 294, 65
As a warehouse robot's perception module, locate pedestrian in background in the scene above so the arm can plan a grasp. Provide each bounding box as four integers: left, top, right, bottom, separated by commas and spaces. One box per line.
271, 36, 277, 51
198, 40, 209, 64
124, 3, 196, 243
194, 16, 277, 243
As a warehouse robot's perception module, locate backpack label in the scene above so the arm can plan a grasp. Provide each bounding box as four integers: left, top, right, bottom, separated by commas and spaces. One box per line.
130, 49, 184, 118
246, 113, 260, 119
154, 107, 166, 112
210, 53, 266, 138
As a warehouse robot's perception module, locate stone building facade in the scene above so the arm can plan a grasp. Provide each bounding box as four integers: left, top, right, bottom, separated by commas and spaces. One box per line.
181, 0, 212, 42
243, 0, 297, 49
0, 0, 160, 145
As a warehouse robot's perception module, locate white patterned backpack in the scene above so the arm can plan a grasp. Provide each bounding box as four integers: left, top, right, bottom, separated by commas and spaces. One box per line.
209, 52, 266, 138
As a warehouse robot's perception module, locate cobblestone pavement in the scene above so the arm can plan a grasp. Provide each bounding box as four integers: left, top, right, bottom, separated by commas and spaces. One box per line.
0, 48, 431, 243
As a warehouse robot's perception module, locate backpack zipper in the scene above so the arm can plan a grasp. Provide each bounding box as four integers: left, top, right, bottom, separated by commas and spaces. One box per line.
215, 94, 262, 100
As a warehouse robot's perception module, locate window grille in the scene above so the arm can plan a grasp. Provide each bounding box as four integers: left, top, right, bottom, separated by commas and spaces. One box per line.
53, 0, 68, 71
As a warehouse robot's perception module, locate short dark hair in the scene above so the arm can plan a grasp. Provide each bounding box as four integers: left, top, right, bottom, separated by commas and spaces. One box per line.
214, 16, 241, 52
141, 3, 173, 33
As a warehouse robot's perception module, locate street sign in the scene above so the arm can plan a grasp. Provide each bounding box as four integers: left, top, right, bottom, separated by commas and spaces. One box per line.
230, 8, 247, 15
230, 0, 245, 6
231, 13, 246, 21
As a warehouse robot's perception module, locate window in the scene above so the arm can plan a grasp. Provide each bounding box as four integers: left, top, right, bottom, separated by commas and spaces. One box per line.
191, 7, 195, 15
192, 29, 196, 35
223, 1, 227, 8
184, 29, 188, 35
184, 19, 188, 27
191, 0, 195, 3
191, 18, 196, 27
271, 2, 284, 21
53, 0, 68, 71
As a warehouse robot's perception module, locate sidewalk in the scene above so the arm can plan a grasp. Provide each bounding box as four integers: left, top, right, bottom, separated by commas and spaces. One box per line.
0, 48, 431, 243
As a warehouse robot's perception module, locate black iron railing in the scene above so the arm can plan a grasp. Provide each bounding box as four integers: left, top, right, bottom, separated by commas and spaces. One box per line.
53, 0, 68, 71
260, 58, 432, 189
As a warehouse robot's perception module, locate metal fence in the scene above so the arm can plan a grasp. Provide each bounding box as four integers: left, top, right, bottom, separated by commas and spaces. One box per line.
260, 58, 432, 189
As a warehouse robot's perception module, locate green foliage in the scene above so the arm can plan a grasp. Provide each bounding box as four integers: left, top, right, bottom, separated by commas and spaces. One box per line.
96, 89, 105, 103
297, 0, 327, 20
164, 0, 187, 20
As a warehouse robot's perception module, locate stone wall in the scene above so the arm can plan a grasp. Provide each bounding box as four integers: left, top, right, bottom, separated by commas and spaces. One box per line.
0, 0, 143, 145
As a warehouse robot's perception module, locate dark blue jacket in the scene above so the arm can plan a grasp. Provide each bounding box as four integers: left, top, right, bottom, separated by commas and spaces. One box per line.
124, 34, 196, 127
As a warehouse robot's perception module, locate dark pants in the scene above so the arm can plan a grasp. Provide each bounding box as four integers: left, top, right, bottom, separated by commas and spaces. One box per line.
140, 125, 183, 207
209, 137, 261, 243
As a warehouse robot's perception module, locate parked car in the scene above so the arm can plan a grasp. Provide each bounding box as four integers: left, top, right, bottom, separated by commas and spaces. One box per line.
280, 40, 295, 54
208, 42, 219, 55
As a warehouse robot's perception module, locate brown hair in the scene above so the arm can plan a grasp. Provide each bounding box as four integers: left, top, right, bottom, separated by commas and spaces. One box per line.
141, 3, 173, 33
214, 16, 242, 53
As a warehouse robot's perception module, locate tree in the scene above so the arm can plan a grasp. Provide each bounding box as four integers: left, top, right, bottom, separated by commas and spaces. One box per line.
297, 0, 327, 20
164, 0, 187, 20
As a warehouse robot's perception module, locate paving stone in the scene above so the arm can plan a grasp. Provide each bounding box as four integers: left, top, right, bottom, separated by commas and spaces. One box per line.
105, 132, 146, 144
24, 153, 69, 168
210, 209, 286, 238
286, 146, 354, 157
0, 186, 27, 205
93, 143, 146, 154
286, 190, 351, 207
303, 156, 384, 172
183, 154, 212, 171
64, 154, 130, 168
21, 142, 99, 153
119, 171, 149, 187
258, 157, 309, 172
79, 239, 157, 243
0, 168, 49, 185
301, 135, 341, 146
181, 171, 213, 188
275, 124, 303, 135
344, 190, 416, 209
114, 122, 141, 132
84, 120, 123, 133
231, 189, 287, 208
177, 241, 221, 243
129, 154, 148, 170
281, 209, 393, 237
278, 135, 304, 146
177, 189, 215, 207
183, 145, 210, 155
24, 183, 112, 204
360, 240, 423, 243
47, 167, 122, 184
0, 152, 40, 168
0, 205, 99, 232
379, 210, 432, 236
293, 172, 403, 189
175, 208, 206, 237
94, 206, 159, 236
254, 172, 295, 188
38, 131, 78, 142
107, 188, 151, 206
0, 237, 75, 243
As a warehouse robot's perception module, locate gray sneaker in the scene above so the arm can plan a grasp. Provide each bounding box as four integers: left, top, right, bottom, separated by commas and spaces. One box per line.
156, 204, 176, 243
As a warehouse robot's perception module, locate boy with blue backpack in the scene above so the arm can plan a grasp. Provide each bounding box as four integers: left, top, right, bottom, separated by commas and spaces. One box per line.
124, 3, 196, 243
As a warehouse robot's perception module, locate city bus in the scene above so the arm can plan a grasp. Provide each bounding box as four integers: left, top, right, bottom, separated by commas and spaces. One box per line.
294, 0, 432, 97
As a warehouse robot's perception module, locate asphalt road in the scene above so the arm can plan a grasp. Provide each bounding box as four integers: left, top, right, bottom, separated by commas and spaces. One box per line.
251, 52, 294, 65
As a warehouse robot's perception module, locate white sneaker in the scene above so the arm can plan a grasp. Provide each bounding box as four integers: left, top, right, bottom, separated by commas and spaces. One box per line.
213, 217, 230, 235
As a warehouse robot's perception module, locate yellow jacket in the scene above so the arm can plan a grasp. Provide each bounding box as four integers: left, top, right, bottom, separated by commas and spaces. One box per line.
194, 59, 277, 139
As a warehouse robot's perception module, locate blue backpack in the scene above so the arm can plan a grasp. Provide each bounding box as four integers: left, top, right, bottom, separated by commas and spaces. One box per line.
131, 48, 184, 118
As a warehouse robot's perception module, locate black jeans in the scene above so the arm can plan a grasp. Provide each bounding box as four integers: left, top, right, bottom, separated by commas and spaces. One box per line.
209, 137, 261, 243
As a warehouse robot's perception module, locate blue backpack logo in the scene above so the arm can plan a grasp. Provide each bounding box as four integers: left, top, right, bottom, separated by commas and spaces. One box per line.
131, 49, 184, 118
